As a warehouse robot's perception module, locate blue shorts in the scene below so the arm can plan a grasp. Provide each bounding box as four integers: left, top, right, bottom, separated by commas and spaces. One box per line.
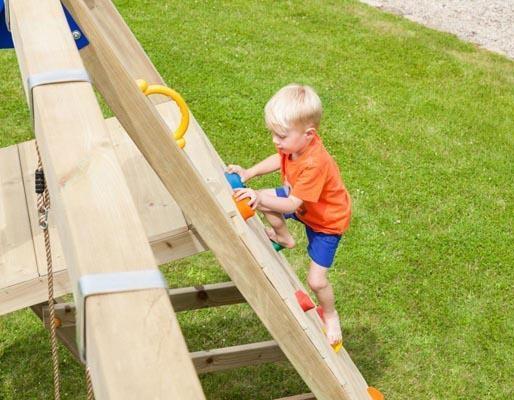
275, 186, 342, 268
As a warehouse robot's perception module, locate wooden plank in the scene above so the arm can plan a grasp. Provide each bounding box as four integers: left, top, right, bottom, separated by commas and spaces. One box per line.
41, 281, 246, 326
150, 228, 206, 265
105, 115, 189, 240
191, 340, 286, 374
64, 2, 353, 398
0, 227, 205, 316
0, 145, 39, 287
0, 269, 71, 315
9, 1, 205, 399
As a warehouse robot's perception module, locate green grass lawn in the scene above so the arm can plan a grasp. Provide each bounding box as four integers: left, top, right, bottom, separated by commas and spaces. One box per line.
1, 1, 513, 399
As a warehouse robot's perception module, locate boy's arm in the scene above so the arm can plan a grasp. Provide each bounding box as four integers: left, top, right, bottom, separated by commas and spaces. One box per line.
227, 153, 280, 182
234, 188, 302, 213
247, 153, 281, 179
258, 192, 303, 214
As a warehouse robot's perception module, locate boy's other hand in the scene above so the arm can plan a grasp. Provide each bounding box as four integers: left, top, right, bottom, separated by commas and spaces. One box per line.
226, 165, 251, 182
234, 188, 260, 209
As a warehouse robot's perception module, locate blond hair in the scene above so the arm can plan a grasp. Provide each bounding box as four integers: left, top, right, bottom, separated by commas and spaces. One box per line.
264, 84, 323, 133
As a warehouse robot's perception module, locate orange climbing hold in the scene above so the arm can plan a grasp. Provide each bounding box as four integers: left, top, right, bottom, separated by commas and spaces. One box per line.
367, 386, 384, 400
295, 290, 315, 311
233, 196, 255, 221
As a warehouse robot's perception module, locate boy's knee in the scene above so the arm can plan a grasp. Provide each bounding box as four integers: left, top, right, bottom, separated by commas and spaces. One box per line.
308, 275, 328, 293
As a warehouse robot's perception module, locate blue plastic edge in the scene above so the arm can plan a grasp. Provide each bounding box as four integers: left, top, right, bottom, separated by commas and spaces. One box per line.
0, 1, 89, 50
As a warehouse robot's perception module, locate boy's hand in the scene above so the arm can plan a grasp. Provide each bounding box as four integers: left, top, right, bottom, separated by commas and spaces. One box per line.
234, 188, 260, 209
226, 165, 251, 182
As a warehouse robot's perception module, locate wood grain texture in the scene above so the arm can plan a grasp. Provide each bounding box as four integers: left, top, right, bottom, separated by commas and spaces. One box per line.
9, 0, 205, 398
0, 145, 38, 288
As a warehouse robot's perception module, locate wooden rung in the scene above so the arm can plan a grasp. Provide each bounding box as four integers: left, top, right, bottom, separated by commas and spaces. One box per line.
191, 340, 286, 374
41, 281, 246, 327
34, 302, 285, 374
170, 281, 246, 312
275, 394, 315, 400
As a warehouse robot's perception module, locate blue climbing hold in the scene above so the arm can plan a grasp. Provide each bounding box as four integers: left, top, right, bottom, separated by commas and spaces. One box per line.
225, 172, 246, 189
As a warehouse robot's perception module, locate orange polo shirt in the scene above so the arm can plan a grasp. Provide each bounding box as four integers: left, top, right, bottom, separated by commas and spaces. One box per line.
279, 134, 351, 235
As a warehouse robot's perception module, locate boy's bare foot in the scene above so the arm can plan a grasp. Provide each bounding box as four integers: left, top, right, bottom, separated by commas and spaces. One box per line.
324, 311, 342, 346
265, 227, 295, 249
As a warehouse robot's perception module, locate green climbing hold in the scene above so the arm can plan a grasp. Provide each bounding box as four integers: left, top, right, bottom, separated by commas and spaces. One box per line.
272, 241, 284, 252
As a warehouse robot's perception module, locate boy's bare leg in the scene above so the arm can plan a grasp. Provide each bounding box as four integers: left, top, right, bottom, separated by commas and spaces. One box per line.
262, 210, 296, 248
258, 189, 295, 248
307, 261, 342, 345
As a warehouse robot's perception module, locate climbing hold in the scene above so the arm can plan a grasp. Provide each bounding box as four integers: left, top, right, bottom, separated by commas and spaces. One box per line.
295, 290, 315, 312
321, 326, 344, 352
319, 312, 344, 352
225, 172, 246, 189
367, 387, 384, 400
136, 79, 190, 148
331, 340, 343, 353
271, 240, 284, 252
233, 196, 255, 221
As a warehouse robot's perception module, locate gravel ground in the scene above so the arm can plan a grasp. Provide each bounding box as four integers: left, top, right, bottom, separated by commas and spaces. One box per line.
360, 0, 514, 59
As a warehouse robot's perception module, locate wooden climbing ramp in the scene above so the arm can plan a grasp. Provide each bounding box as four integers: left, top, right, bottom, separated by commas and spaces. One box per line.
0, 0, 383, 399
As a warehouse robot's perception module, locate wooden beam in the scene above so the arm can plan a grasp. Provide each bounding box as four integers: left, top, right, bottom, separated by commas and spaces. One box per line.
62, 1, 353, 399
191, 340, 286, 374
8, 1, 205, 399
41, 281, 246, 326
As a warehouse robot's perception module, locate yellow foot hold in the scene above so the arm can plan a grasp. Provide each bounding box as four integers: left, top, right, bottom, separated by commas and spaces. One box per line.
322, 326, 344, 352
367, 386, 384, 400
331, 340, 343, 353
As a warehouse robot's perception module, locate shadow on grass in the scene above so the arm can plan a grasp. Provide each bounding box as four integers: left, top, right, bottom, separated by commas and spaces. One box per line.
344, 323, 388, 387
179, 304, 388, 397
0, 307, 386, 399
0, 321, 86, 400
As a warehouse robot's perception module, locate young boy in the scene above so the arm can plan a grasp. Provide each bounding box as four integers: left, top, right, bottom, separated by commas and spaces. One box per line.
227, 84, 351, 346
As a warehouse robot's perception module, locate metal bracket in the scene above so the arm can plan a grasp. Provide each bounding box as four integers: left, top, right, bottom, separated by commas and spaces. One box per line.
76, 269, 168, 363
3, 0, 10, 32
27, 69, 90, 126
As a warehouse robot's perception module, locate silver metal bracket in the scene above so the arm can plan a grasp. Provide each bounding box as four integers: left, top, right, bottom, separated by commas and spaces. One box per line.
76, 269, 168, 363
27, 69, 90, 126
4, 0, 10, 32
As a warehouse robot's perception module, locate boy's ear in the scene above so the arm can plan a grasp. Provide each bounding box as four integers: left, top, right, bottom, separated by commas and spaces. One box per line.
305, 128, 317, 138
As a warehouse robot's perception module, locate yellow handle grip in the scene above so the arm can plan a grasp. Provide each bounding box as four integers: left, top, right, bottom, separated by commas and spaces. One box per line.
136, 79, 190, 148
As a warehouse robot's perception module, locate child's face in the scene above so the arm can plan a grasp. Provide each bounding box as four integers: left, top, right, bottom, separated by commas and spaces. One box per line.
271, 123, 314, 155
